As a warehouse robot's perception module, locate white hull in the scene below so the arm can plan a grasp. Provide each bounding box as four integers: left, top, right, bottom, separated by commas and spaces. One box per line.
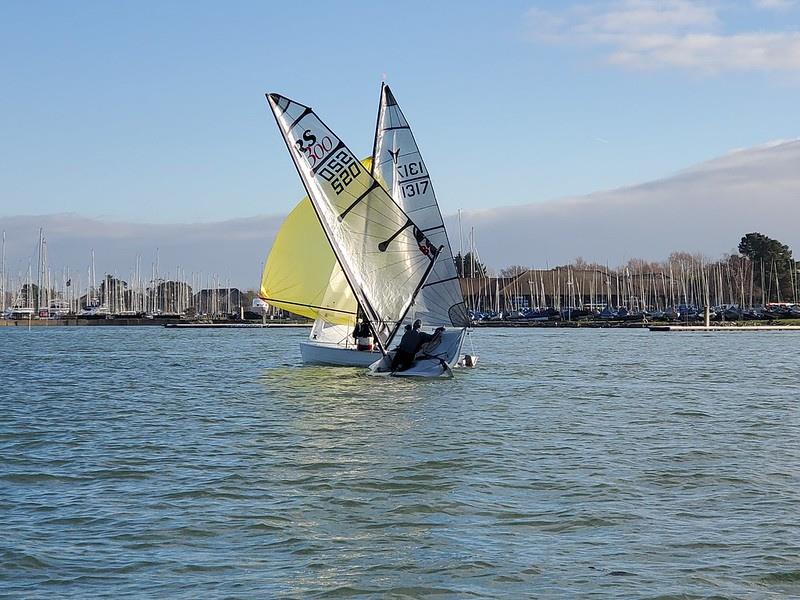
368, 328, 469, 378
300, 340, 381, 367
368, 355, 454, 378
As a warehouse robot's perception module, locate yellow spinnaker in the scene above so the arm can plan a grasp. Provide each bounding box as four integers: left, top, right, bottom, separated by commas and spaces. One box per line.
259, 158, 371, 325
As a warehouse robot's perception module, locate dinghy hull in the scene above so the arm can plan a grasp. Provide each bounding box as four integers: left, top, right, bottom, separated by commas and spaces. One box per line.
299, 341, 381, 367
367, 328, 466, 378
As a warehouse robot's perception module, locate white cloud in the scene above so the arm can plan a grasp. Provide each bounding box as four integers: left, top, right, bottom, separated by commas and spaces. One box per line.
3, 140, 799, 278
754, 0, 797, 10
454, 139, 800, 269
526, 0, 800, 72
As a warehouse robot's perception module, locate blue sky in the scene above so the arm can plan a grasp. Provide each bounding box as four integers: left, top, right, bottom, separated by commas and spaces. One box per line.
2, 0, 799, 223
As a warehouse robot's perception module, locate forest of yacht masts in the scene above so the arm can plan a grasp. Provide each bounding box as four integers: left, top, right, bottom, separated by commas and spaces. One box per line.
1, 230, 243, 316
461, 254, 799, 315
4, 228, 797, 319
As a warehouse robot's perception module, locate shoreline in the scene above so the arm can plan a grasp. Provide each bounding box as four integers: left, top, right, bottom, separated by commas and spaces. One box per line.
3, 318, 800, 330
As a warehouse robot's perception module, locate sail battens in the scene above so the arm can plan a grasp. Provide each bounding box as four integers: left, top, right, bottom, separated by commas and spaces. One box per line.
261, 297, 357, 315
382, 125, 409, 131
396, 174, 430, 185
289, 107, 313, 130
422, 276, 460, 288
338, 181, 380, 222
267, 93, 291, 114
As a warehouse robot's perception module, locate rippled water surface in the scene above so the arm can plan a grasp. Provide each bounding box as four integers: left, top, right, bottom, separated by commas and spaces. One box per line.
2, 326, 799, 598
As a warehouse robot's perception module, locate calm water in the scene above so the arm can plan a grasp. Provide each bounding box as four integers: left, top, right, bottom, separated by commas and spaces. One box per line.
1, 326, 799, 599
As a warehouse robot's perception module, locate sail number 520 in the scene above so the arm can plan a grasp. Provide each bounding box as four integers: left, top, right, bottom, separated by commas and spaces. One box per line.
319, 150, 361, 195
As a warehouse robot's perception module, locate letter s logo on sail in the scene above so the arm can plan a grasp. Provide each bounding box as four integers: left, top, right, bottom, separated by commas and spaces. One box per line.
302, 130, 317, 146
294, 130, 317, 153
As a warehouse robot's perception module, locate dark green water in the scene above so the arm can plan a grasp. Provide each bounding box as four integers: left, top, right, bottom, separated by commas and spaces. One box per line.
1, 327, 799, 598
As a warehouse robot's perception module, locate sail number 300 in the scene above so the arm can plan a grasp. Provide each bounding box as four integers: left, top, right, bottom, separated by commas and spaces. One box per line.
295, 130, 332, 168
318, 150, 361, 195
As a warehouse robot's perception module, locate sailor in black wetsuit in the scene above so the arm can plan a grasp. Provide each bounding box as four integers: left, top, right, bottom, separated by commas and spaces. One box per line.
390, 320, 432, 372
352, 318, 373, 351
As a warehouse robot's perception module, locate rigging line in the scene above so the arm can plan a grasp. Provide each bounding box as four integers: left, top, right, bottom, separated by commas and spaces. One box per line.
369, 82, 384, 179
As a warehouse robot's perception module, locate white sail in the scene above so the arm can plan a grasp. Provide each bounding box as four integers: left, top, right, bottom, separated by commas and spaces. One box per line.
372, 84, 469, 328
266, 93, 440, 350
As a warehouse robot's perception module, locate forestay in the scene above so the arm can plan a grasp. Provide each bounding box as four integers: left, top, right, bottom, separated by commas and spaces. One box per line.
372, 84, 469, 328
266, 93, 440, 349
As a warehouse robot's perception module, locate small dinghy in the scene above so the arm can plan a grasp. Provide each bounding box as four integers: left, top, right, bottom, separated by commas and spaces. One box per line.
263, 87, 476, 379
368, 328, 467, 378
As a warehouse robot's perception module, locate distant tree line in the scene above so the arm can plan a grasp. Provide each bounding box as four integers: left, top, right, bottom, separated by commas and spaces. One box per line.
467, 232, 798, 305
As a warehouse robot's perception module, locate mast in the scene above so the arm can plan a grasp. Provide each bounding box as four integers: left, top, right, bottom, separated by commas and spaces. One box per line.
1, 231, 5, 310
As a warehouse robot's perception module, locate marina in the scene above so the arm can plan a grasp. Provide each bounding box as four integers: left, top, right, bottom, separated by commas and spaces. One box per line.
649, 324, 800, 332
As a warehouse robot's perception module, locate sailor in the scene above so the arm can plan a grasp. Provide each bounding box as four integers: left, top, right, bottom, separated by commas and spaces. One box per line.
413, 319, 433, 345
418, 325, 445, 354
391, 320, 431, 372
352, 317, 373, 351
